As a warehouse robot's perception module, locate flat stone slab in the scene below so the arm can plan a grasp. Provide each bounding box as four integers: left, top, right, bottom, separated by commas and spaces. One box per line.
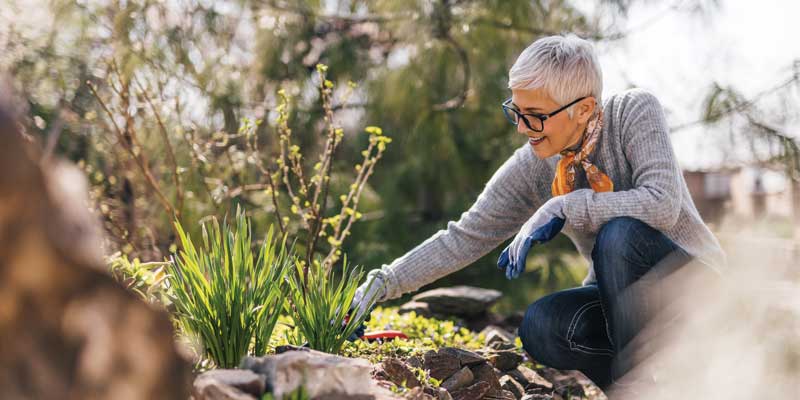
411, 286, 502, 317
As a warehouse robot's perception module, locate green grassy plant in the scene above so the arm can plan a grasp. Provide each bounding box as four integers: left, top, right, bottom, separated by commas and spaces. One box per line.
284, 256, 374, 354
168, 208, 291, 368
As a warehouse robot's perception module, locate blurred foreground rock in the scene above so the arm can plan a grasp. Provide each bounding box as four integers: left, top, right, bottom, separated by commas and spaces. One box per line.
246, 349, 396, 399
0, 96, 191, 399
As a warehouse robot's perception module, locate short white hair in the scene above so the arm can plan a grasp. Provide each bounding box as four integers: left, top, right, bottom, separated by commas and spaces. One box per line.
508, 34, 603, 117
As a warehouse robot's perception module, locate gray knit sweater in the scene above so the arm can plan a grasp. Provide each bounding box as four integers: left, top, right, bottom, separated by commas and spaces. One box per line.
368, 88, 727, 302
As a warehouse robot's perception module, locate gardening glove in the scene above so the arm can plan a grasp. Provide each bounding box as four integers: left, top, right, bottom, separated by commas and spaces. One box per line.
497, 195, 566, 280
344, 271, 387, 341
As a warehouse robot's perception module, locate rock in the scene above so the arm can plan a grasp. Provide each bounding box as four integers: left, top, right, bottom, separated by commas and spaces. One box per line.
240, 351, 395, 399
411, 286, 502, 318
194, 370, 266, 397
440, 366, 473, 392
0, 105, 192, 399
469, 362, 501, 391
487, 350, 523, 371
381, 357, 421, 388
489, 341, 517, 351
501, 311, 525, 329
437, 387, 453, 400
499, 375, 525, 399
481, 325, 516, 346
398, 301, 441, 319
521, 394, 554, 400
406, 355, 424, 370
439, 347, 485, 367
193, 378, 257, 400
508, 366, 553, 392
403, 386, 435, 400
274, 344, 311, 354
449, 381, 492, 400
482, 389, 517, 400
535, 368, 587, 399
423, 349, 462, 381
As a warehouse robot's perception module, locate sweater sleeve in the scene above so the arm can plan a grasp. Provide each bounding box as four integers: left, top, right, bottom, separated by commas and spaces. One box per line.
562, 89, 682, 234
369, 144, 540, 302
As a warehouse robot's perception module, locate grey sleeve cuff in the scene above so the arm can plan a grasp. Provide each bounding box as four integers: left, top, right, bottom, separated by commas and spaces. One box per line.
365, 266, 396, 303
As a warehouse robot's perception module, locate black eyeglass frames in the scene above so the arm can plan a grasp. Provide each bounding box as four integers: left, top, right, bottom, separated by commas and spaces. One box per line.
501, 96, 588, 132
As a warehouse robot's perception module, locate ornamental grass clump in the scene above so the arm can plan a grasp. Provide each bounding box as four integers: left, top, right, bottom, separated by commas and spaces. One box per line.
284, 256, 375, 354
168, 208, 291, 368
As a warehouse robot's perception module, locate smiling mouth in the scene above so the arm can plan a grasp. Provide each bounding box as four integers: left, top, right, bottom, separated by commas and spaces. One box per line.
529, 136, 545, 145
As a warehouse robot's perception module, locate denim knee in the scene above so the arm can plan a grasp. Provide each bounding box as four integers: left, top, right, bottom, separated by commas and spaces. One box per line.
595, 216, 653, 256
593, 217, 656, 272
518, 295, 566, 367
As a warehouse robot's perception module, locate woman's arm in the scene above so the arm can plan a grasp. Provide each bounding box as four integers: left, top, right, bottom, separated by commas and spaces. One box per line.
562, 89, 682, 234
370, 144, 542, 301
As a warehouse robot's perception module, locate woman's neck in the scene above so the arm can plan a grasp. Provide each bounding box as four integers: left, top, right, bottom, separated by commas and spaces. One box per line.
564, 125, 587, 152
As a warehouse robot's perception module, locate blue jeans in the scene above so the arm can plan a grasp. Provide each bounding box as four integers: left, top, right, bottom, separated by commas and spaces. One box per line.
517, 217, 694, 390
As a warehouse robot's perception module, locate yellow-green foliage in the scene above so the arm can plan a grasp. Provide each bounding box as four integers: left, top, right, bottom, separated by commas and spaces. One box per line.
271, 305, 489, 363
344, 306, 530, 365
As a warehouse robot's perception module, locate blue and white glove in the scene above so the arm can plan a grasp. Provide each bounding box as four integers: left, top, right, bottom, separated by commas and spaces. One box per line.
497, 196, 566, 280
338, 271, 386, 341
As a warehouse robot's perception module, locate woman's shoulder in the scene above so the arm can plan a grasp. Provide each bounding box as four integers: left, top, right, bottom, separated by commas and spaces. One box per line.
603, 87, 664, 116
604, 88, 661, 108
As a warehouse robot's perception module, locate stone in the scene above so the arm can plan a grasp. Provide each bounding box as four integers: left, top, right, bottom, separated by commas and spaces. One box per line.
482, 389, 517, 400
449, 381, 492, 400
487, 350, 523, 371
423, 349, 461, 381
535, 368, 587, 399
0, 104, 191, 399
553, 379, 586, 399
499, 375, 525, 399
411, 286, 502, 318
481, 325, 517, 346
469, 362, 501, 391
440, 366, 473, 392
274, 344, 310, 354
501, 311, 525, 329
193, 379, 257, 400
437, 387, 454, 400
406, 355, 424, 370
439, 347, 486, 367
398, 301, 440, 319
240, 351, 395, 399
194, 369, 266, 397
521, 394, 554, 400
403, 386, 435, 400
381, 357, 421, 388
489, 341, 517, 351
508, 365, 554, 392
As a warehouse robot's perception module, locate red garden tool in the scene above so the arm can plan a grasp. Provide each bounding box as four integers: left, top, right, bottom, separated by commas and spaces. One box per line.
358, 329, 409, 342
344, 313, 409, 343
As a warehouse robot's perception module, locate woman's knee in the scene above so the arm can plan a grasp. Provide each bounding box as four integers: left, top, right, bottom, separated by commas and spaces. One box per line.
518, 295, 564, 365
595, 217, 652, 254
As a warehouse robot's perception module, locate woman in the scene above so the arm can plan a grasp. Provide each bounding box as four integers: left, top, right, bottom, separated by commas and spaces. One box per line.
348, 34, 726, 393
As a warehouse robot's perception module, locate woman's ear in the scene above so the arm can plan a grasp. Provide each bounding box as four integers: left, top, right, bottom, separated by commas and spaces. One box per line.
576, 97, 596, 124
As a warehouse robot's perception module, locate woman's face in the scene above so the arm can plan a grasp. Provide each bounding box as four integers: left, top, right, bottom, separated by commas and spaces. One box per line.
510, 87, 595, 159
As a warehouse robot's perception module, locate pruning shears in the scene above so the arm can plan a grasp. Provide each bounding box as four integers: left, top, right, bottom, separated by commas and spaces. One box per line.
343, 312, 409, 343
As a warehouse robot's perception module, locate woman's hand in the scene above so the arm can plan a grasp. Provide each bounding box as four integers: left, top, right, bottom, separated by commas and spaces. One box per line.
348, 272, 385, 322
497, 196, 566, 279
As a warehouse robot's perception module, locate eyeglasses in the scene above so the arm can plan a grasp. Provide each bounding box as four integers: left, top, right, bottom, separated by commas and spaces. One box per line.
501, 96, 588, 132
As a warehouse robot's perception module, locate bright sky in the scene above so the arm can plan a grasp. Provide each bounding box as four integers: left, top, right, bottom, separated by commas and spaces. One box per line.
588, 0, 799, 170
